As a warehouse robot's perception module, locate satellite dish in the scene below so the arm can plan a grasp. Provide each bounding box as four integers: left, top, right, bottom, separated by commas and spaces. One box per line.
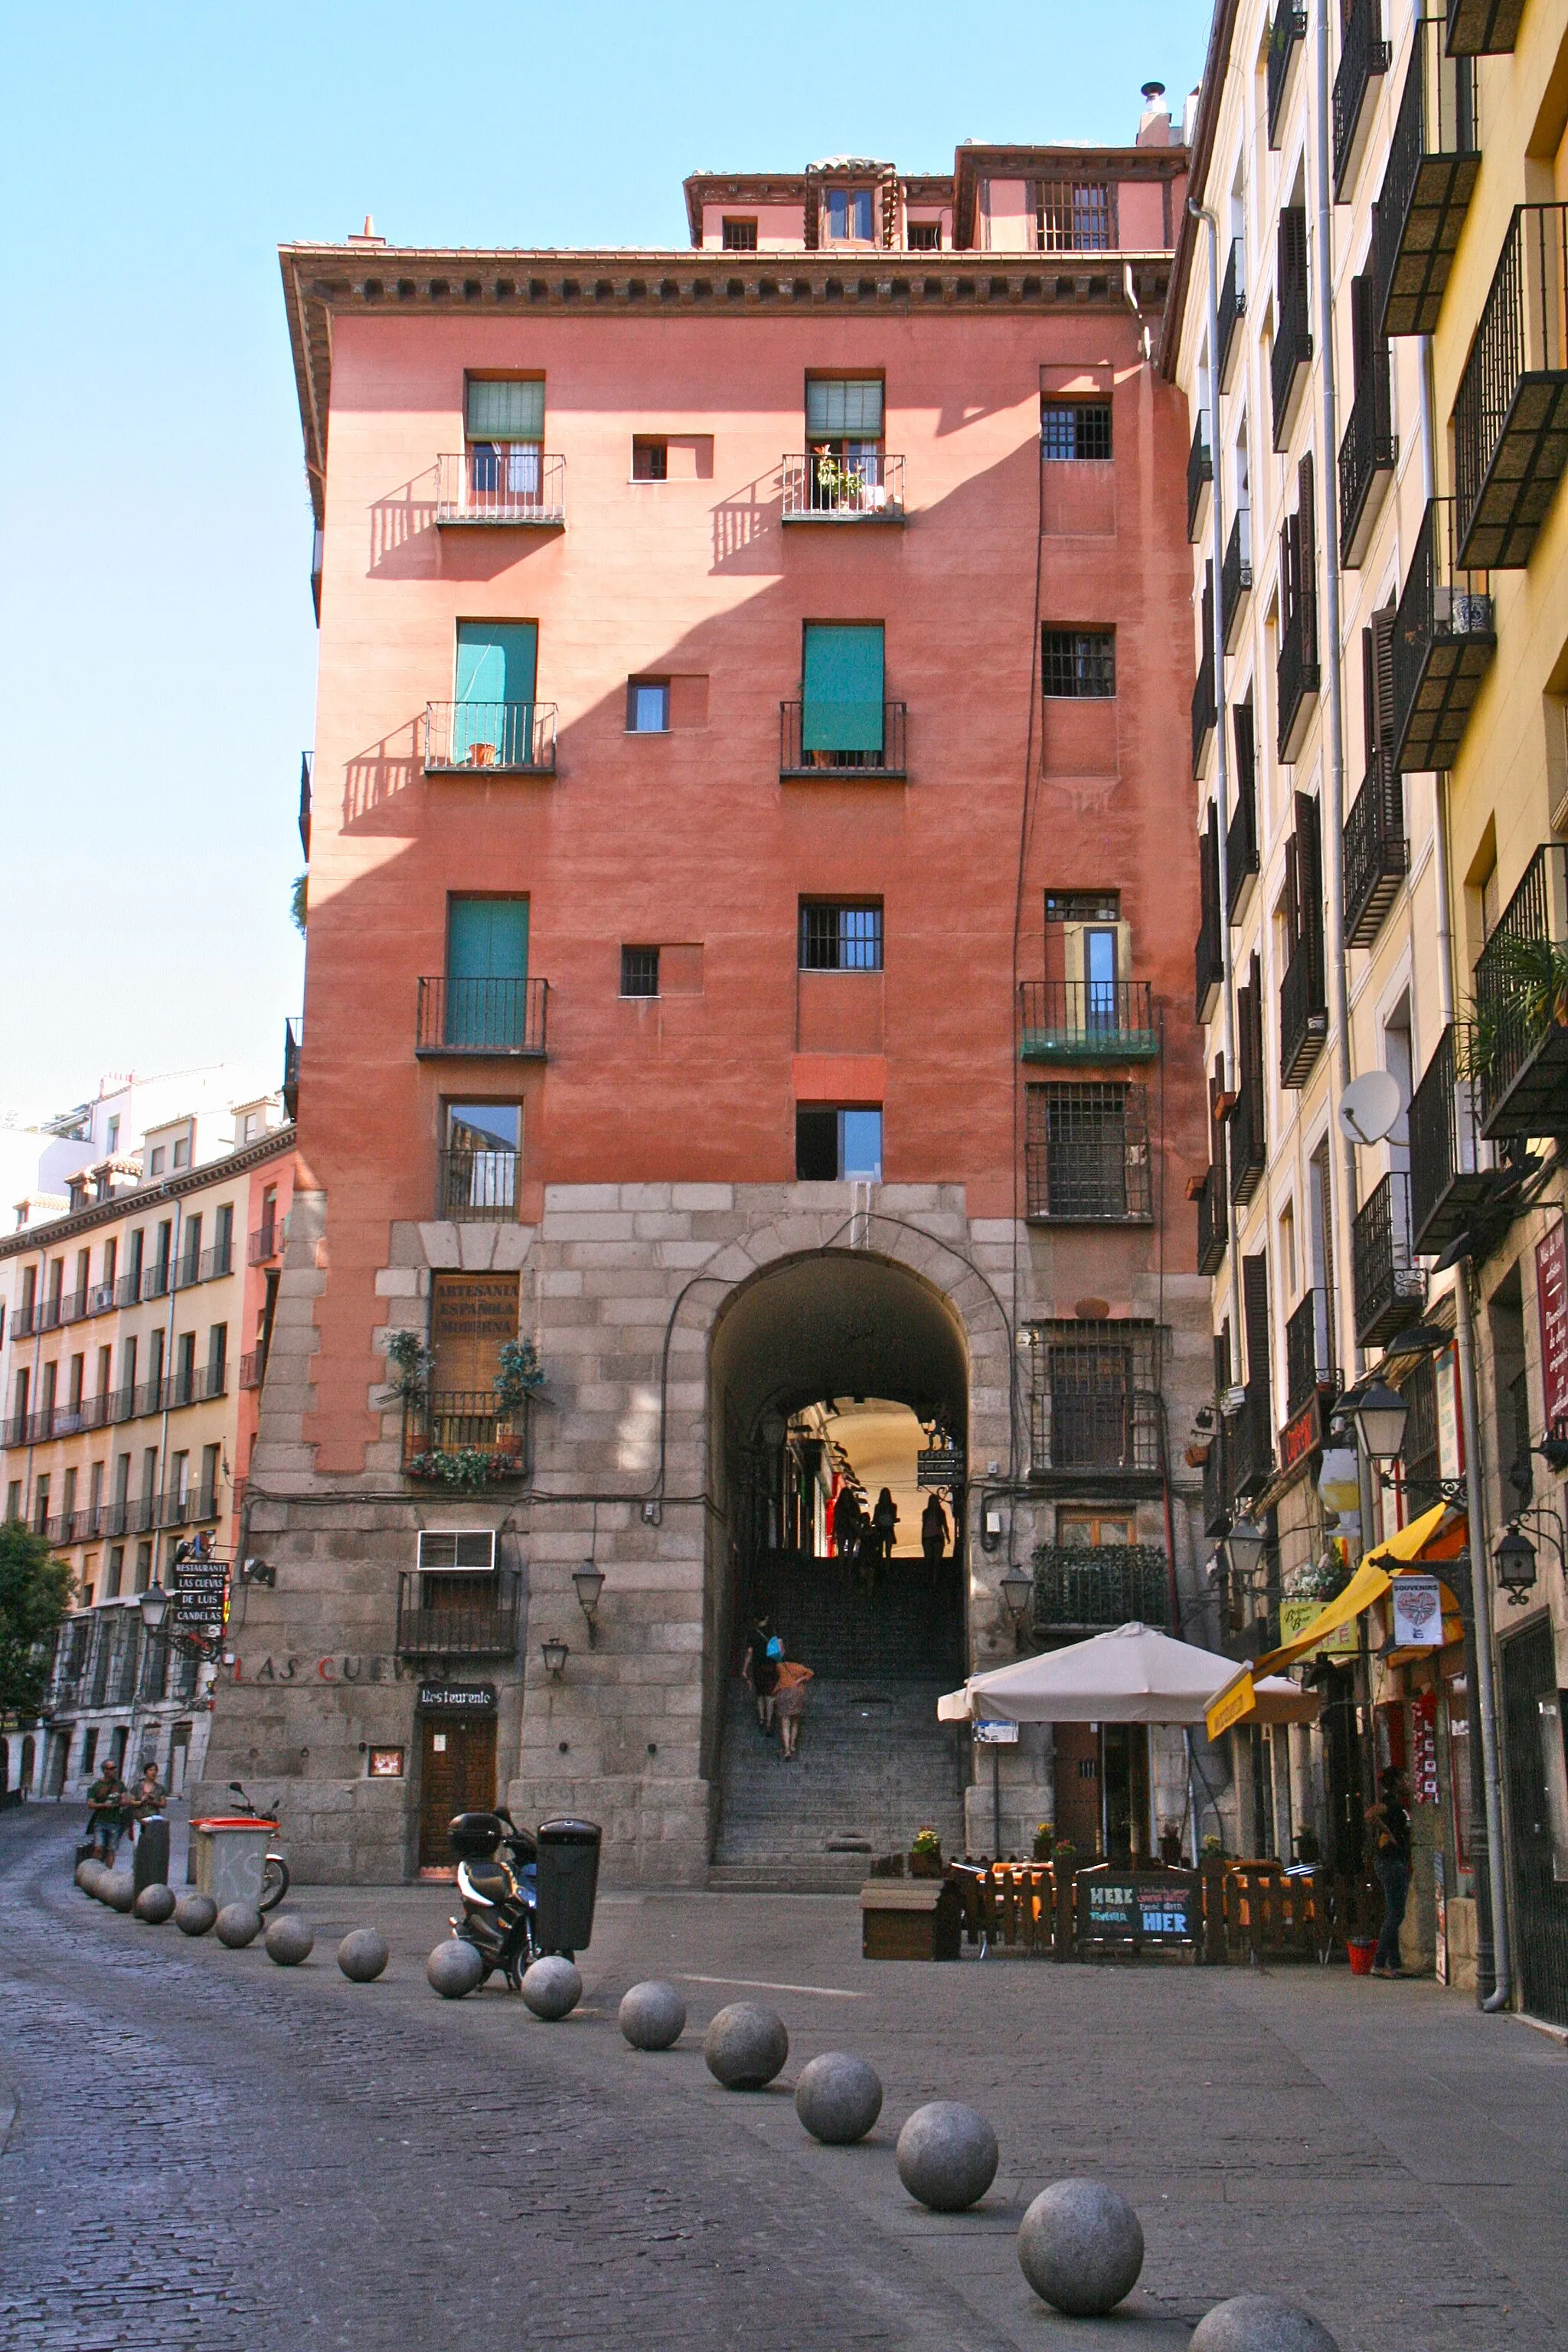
1337, 1070, 1402, 1147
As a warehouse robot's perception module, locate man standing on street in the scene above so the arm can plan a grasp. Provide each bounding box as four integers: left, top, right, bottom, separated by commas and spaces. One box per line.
86, 1759, 126, 1864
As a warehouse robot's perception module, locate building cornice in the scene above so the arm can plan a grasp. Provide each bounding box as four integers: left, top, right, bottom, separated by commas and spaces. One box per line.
0, 1125, 296, 1263
1158, 0, 1240, 381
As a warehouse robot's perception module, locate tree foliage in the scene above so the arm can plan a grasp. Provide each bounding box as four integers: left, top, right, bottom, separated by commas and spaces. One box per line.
0, 1523, 74, 1720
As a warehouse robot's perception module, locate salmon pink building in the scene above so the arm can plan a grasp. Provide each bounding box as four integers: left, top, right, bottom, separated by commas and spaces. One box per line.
202, 101, 1220, 1885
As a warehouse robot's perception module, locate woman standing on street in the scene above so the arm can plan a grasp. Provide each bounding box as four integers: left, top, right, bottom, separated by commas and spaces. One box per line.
1369, 1766, 1412, 1978
773, 1657, 815, 1760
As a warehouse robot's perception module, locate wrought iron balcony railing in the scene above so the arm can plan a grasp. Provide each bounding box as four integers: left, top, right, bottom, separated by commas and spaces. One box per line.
437, 1149, 521, 1223
1227, 756, 1259, 923
396, 1568, 522, 1658
1229, 1062, 1266, 1207
782, 451, 905, 521
415, 976, 549, 1058
1271, 253, 1312, 447
1229, 1380, 1275, 1498
172, 1242, 234, 1292
779, 701, 906, 778
1033, 1546, 1170, 1632
1267, 3, 1308, 146
1277, 570, 1320, 760
1391, 498, 1494, 773
1455, 204, 1568, 570
1285, 1289, 1337, 1418
1197, 1158, 1228, 1275
1191, 650, 1216, 779
1333, 0, 1390, 196
435, 448, 566, 526
1372, 17, 1479, 338
1221, 507, 1253, 651
160, 1364, 228, 1410
1018, 982, 1158, 1063
1338, 345, 1396, 567
1202, 1415, 1231, 1536
1353, 1170, 1425, 1346
1218, 237, 1246, 390
247, 1219, 280, 1264
1196, 815, 1224, 1021
424, 701, 557, 775
1408, 1023, 1491, 1251
1474, 843, 1568, 1138
1187, 413, 1213, 541
239, 1350, 266, 1391
9, 1302, 34, 1341
157, 1483, 221, 1530
1343, 753, 1407, 949
283, 1016, 301, 1120
1024, 1084, 1152, 1223
1280, 932, 1328, 1087
140, 1263, 172, 1303
403, 1393, 527, 1478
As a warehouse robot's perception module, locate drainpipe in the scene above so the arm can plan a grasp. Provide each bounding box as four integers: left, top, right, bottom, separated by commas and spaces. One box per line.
1189, 196, 1247, 1388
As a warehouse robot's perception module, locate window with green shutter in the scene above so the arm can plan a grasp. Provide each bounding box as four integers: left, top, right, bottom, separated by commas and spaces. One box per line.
805, 379, 884, 440
452, 622, 537, 763
802, 623, 884, 753
446, 897, 529, 1049
465, 379, 544, 442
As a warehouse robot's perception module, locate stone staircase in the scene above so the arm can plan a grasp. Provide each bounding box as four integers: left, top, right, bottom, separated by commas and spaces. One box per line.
711, 1553, 967, 1892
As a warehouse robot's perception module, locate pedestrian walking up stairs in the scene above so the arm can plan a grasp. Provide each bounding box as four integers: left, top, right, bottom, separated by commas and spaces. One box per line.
710, 1551, 968, 1893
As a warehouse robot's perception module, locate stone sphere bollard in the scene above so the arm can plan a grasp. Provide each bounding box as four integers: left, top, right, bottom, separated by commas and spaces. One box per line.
1018, 2180, 1145, 2316
1191, 2297, 1341, 2352
174, 1893, 217, 1937
426, 1938, 485, 1998
102, 1872, 136, 1914
132, 1883, 177, 1925
265, 1914, 315, 1966
214, 1901, 263, 1949
795, 2053, 884, 2145
895, 2102, 999, 2213
704, 2002, 789, 2091
75, 1860, 99, 1895
338, 1929, 390, 1983
521, 1955, 583, 2020
619, 1980, 687, 2050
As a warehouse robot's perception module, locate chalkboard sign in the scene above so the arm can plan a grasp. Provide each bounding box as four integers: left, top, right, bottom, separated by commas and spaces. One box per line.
1076, 1865, 1197, 1949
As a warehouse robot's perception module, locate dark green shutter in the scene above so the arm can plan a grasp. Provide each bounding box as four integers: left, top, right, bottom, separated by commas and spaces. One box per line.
802, 623, 884, 752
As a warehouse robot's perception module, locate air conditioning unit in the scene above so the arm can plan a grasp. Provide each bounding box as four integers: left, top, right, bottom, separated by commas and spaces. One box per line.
416, 1530, 497, 1572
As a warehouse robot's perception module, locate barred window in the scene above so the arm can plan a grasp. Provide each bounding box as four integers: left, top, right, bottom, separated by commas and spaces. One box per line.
906, 220, 942, 250
1040, 403, 1112, 462
799, 902, 883, 970
1037, 181, 1116, 253
1027, 1318, 1162, 1472
620, 946, 661, 998
1045, 890, 1119, 923
1026, 1084, 1151, 1221
1042, 630, 1116, 698
722, 217, 759, 250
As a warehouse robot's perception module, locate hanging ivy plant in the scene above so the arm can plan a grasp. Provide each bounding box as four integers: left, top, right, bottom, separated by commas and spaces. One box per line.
384, 1328, 432, 1403
494, 1337, 545, 1413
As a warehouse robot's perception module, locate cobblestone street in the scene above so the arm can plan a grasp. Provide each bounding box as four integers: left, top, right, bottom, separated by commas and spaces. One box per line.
4, 1807, 1568, 2351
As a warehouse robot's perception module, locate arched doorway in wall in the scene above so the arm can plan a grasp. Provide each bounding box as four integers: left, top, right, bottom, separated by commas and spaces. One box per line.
707, 1250, 969, 1886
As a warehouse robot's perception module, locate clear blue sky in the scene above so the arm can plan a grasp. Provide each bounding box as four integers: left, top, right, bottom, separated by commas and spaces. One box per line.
0, 1, 1210, 1115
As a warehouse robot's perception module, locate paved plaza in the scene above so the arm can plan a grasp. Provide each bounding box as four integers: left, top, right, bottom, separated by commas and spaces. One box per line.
2, 1808, 1566, 2351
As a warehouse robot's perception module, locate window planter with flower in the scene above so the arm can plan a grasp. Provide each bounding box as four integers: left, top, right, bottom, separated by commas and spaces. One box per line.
390, 1328, 544, 1485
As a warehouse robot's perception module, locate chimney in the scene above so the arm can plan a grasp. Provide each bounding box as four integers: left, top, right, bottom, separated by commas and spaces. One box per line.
348, 214, 385, 246
1136, 80, 1173, 148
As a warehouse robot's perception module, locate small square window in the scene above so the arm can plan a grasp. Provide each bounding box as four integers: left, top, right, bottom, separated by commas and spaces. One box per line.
906, 220, 941, 250
722, 217, 759, 250
795, 1105, 882, 1181
627, 681, 671, 733
1040, 403, 1112, 462
621, 946, 661, 998
1041, 630, 1116, 698
825, 188, 874, 241
799, 903, 883, 970
632, 437, 668, 481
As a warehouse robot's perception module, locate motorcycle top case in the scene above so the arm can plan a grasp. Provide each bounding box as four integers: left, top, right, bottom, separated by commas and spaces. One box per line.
448, 1811, 505, 1860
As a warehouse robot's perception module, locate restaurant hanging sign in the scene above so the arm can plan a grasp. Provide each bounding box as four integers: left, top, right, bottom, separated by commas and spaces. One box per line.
1536, 1223, 1568, 1432
917, 1446, 965, 1489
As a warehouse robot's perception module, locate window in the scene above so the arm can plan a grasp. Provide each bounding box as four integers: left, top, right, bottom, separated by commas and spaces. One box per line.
464, 379, 544, 508
721, 217, 758, 250
620, 947, 661, 998
632, 437, 668, 481
5, 1483, 19, 1524
1046, 890, 1119, 924
441, 1102, 520, 1220
799, 903, 883, 971
1057, 1510, 1138, 1547
906, 220, 942, 250
1036, 180, 1115, 253
105, 1116, 120, 1154
795, 1106, 883, 1181
627, 679, 671, 733
105, 1545, 124, 1599
824, 188, 874, 241
1026, 1084, 1151, 1221
1040, 403, 1112, 462
802, 622, 885, 755
805, 379, 884, 442
172, 1135, 190, 1169
1027, 1318, 1161, 1471
148, 1148, 165, 1177
201, 1441, 221, 1511
1041, 629, 1116, 697
418, 1530, 498, 1571
446, 897, 530, 1050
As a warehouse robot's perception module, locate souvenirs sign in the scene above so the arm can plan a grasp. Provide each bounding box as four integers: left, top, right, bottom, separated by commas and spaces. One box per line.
1391, 1574, 1444, 1649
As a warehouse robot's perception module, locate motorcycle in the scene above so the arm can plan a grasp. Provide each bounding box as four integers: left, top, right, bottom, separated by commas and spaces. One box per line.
446, 1808, 539, 1991
224, 1781, 291, 1913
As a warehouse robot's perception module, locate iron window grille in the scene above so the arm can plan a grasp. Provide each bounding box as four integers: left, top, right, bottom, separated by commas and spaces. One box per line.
799, 903, 883, 971
1025, 1084, 1152, 1222
721, 218, 758, 250
1040, 403, 1112, 462
1046, 890, 1119, 923
1041, 630, 1116, 698
1036, 181, 1116, 253
621, 946, 661, 998
906, 220, 942, 250
1027, 1319, 1163, 1474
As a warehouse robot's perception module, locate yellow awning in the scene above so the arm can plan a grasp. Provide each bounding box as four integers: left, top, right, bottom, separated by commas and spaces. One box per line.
1204, 1503, 1455, 1740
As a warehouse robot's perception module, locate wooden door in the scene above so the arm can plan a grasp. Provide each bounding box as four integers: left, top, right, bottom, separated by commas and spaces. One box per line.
417, 1717, 498, 1869
1054, 1723, 1102, 1856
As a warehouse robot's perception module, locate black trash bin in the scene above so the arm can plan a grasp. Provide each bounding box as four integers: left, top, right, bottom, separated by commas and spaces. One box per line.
133, 1815, 171, 1895
534, 1817, 602, 1957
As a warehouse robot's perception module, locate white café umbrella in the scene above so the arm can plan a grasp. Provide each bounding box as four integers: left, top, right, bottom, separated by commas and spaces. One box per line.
936, 1621, 1313, 1727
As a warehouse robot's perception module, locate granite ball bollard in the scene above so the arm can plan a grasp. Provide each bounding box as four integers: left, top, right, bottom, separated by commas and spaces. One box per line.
174, 1893, 217, 1937
132, 1883, 177, 1926
1018, 2180, 1145, 2316
521, 1955, 583, 2020
75, 1860, 98, 1895
794, 2053, 884, 2145
1191, 2297, 1341, 2352
102, 1872, 136, 1914
618, 1980, 687, 2050
895, 2102, 999, 2213
426, 1938, 485, 1999
703, 2002, 789, 2091
265, 1914, 315, 1967
338, 1929, 390, 1983
214, 1901, 263, 1949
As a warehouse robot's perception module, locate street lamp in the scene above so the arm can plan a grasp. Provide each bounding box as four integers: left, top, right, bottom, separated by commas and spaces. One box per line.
1349, 1377, 1410, 1463
572, 1560, 606, 1645
139, 1581, 170, 1633
999, 1563, 1034, 1648
1223, 1516, 1267, 1582
541, 1637, 570, 1681
1494, 1523, 1539, 1606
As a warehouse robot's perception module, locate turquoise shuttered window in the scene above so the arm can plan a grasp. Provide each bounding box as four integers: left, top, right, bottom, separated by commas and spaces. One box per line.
802, 623, 884, 753
446, 897, 530, 1049
465, 379, 544, 441
805, 379, 884, 439
452, 622, 537, 763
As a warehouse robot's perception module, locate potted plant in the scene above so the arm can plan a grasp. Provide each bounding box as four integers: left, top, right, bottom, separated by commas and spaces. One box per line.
908, 1826, 944, 1879
1031, 1820, 1054, 1863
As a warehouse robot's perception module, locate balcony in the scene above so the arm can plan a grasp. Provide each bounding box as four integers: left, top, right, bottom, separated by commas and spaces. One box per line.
1195, 898, 1224, 1024
247, 1219, 281, 1265
779, 701, 906, 779
1343, 754, 1407, 948
157, 1484, 220, 1530
1271, 254, 1313, 449
10, 1302, 34, 1341
1280, 933, 1328, 1087
424, 701, 557, 776
299, 750, 312, 859
415, 976, 549, 1059
1353, 1171, 1426, 1347
1024, 1085, 1152, 1223
102, 1494, 158, 1538
239, 1351, 266, 1391
1227, 757, 1259, 923
1454, 205, 1568, 570
1197, 1158, 1228, 1275
395, 1568, 522, 1658
1221, 508, 1252, 652
1333, 0, 1390, 198
140, 1263, 172, 1304
1218, 237, 1246, 391
112, 1272, 141, 1310
1187, 414, 1213, 542
1474, 844, 1568, 1138
1391, 499, 1494, 773
283, 1017, 301, 1121
434, 448, 566, 527
172, 1241, 234, 1292
403, 1393, 527, 1478
1408, 1024, 1493, 1250
1266, 3, 1308, 146
1277, 574, 1320, 761
1191, 652, 1216, 780
436, 1148, 521, 1224
1018, 981, 1158, 1063
162, 1364, 228, 1410
1446, 0, 1526, 54
87, 1281, 116, 1315
1032, 1546, 1170, 1632
1338, 347, 1397, 567
1228, 1061, 1266, 1204
1372, 19, 1479, 338
1229, 1381, 1275, 1498
1285, 1291, 1337, 1418
782, 451, 905, 522
1202, 1416, 1232, 1536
